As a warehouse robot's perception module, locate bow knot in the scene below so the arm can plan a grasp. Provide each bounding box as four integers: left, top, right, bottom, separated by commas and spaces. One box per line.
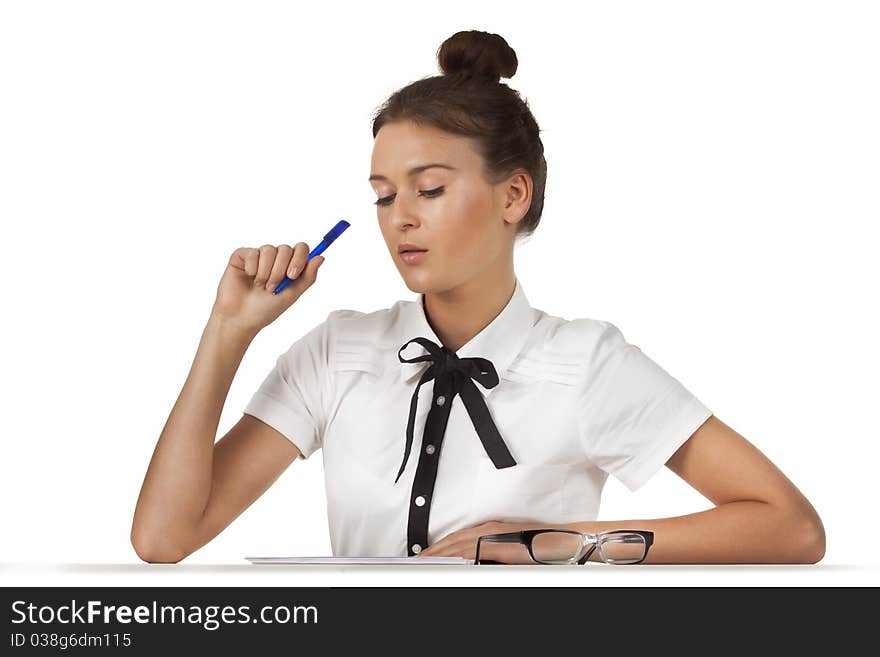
394, 337, 516, 484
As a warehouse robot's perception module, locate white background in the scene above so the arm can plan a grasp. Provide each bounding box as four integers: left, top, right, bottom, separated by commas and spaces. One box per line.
1, 1, 877, 585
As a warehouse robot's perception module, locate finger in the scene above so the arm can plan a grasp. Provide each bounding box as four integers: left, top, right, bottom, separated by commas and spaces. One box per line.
436, 538, 487, 562
421, 522, 494, 556
286, 242, 310, 280
239, 247, 259, 277
427, 532, 521, 561
266, 244, 294, 290
253, 244, 276, 287
229, 247, 250, 272
417, 534, 456, 556
300, 255, 325, 287
276, 255, 324, 297
418, 529, 471, 556
428, 540, 471, 559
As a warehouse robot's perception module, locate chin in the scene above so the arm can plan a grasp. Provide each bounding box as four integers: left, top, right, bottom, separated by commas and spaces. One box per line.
399, 270, 438, 295
402, 279, 431, 295
402, 275, 467, 299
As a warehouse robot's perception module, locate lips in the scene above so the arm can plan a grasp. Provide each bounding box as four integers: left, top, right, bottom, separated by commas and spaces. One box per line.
400, 250, 428, 264
398, 243, 428, 253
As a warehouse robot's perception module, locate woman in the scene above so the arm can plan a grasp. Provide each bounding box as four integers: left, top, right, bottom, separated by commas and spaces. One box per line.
131, 30, 825, 565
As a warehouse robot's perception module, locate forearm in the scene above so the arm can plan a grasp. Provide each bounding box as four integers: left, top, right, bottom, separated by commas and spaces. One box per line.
556, 500, 825, 564
131, 313, 257, 560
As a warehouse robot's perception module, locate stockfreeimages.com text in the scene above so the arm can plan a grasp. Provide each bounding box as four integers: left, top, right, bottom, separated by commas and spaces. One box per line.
10, 599, 317, 631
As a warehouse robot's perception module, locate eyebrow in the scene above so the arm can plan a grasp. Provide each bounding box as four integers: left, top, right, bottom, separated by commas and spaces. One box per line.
368, 163, 456, 182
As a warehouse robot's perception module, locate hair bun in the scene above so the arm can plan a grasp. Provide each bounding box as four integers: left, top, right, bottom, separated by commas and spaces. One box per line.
437, 30, 518, 83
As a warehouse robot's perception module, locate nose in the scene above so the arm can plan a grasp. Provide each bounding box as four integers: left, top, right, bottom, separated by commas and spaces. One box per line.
388, 189, 422, 231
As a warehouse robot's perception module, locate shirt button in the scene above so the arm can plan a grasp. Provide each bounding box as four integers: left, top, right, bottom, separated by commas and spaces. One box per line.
412, 544, 422, 553
415, 495, 426, 507
425, 444, 435, 455
436, 395, 446, 406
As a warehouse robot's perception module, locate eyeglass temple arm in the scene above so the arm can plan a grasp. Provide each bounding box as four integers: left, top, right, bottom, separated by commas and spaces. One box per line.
479, 532, 523, 543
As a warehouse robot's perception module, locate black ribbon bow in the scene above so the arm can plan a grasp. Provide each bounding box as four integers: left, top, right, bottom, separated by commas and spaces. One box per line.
395, 337, 517, 484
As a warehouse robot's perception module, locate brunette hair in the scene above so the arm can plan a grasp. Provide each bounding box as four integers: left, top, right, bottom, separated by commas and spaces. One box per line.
371, 30, 547, 239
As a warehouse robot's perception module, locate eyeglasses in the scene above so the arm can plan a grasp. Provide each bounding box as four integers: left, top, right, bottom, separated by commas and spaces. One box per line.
474, 529, 654, 565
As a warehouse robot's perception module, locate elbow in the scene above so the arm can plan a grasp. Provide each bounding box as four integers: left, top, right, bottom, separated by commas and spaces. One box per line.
783, 504, 826, 564
799, 519, 826, 564
130, 527, 187, 564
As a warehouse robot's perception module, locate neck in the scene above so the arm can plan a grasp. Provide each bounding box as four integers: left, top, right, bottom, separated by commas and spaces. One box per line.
422, 266, 516, 353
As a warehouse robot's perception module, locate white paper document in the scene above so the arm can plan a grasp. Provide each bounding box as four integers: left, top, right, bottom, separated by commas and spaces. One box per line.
245, 556, 473, 565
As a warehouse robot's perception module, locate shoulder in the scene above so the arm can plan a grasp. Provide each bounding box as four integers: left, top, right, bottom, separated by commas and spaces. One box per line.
323, 300, 409, 346
275, 302, 407, 375
277, 301, 405, 354
529, 309, 625, 362
502, 308, 627, 387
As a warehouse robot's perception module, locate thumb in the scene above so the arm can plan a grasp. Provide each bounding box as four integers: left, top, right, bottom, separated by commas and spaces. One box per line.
306, 255, 325, 281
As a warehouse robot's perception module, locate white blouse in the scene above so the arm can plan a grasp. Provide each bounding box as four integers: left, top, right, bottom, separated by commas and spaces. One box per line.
243, 277, 713, 557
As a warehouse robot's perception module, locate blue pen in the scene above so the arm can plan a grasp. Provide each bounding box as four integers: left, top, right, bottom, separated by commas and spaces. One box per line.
272, 219, 350, 295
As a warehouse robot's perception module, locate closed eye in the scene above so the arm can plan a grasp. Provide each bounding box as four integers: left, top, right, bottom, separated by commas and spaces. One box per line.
374, 186, 445, 207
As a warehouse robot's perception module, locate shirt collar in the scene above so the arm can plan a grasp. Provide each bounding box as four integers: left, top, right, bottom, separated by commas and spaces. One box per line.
396, 277, 535, 396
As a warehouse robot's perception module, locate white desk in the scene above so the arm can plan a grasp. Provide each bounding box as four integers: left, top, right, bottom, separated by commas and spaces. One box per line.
1, 562, 875, 587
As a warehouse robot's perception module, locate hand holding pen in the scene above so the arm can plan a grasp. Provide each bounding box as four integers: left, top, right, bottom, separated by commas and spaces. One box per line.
273, 220, 350, 294
209, 219, 350, 336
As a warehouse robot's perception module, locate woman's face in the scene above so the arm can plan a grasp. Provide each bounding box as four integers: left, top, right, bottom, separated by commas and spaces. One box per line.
369, 120, 518, 294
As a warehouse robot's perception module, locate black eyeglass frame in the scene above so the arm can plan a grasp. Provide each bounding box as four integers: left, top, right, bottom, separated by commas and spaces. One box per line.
474, 529, 655, 565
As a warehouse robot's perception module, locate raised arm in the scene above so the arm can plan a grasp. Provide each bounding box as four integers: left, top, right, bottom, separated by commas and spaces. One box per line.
130, 243, 325, 563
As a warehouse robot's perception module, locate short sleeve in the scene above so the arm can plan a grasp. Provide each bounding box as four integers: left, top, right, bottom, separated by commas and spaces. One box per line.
243, 317, 332, 460
576, 322, 713, 492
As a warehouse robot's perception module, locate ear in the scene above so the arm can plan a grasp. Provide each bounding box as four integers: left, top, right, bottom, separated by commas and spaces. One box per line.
500, 168, 533, 227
